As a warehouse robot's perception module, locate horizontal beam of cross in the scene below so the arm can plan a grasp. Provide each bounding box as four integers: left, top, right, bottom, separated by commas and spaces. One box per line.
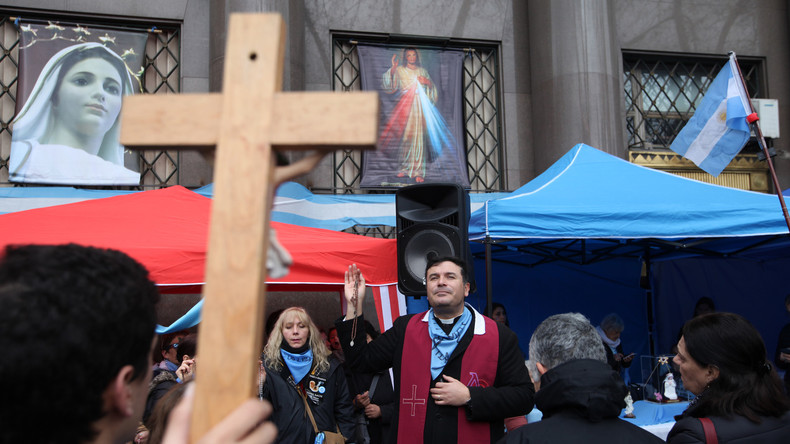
121, 92, 379, 151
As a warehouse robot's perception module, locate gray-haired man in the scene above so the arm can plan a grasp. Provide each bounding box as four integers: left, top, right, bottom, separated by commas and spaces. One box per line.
501, 313, 663, 443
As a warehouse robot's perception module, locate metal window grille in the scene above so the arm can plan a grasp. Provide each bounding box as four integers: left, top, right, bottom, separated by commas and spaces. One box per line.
139, 27, 181, 188
331, 38, 504, 195
624, 52, 763, 151
0, 14, 181, 189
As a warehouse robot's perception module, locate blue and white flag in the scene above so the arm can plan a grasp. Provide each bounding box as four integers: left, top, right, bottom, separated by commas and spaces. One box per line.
670, 54, 752, 177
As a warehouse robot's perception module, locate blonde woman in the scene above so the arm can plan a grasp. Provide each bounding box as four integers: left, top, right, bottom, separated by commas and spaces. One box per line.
261, 307, 354, 443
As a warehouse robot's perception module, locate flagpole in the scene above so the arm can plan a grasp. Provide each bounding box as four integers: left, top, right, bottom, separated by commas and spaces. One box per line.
729, 51, 790, 232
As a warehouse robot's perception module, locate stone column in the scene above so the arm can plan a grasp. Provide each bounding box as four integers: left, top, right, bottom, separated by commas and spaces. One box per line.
209, 0, 304, 92
527, 0, 626, 172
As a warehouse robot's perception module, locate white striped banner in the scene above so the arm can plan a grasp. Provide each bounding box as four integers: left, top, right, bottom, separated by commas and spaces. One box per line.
340, 284, 406, 332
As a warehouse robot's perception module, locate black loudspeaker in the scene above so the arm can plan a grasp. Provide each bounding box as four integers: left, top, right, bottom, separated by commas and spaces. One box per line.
396, 183, 475, 296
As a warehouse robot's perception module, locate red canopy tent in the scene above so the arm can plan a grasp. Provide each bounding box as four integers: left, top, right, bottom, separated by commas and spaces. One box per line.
0, 186, 399, 320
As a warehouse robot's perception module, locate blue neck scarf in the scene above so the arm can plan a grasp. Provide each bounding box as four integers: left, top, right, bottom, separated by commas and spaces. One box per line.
281, 348, 313, 383
428, 306, 472, 380
163, 359, 178, 372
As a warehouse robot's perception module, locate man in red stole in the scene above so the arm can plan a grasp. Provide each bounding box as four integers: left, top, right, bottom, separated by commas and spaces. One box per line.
336, 256, 534, 443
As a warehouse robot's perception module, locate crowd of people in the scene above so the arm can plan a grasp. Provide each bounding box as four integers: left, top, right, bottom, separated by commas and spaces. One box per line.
2, 244, 790, 443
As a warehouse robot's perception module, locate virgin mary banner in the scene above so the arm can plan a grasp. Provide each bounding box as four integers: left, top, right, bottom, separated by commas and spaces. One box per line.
357, 45, 470, 188
11, 21, 148, 185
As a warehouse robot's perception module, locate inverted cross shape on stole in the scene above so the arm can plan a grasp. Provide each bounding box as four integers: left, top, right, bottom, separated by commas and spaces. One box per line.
120, 13, 378, 440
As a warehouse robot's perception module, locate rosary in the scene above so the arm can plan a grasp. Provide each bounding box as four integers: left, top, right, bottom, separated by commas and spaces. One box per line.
258, 361, 265, 400
350, 277, 359, 347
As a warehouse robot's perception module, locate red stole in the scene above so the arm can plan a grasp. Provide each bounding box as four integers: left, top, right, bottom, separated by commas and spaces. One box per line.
397, 310, 499, 443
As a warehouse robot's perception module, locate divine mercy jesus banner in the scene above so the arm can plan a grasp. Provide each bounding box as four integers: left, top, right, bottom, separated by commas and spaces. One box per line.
357, 44, 470, 188
10, 20, 147, 186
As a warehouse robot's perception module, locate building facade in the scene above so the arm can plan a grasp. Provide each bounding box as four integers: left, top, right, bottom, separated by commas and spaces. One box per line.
2, 0, 789, 194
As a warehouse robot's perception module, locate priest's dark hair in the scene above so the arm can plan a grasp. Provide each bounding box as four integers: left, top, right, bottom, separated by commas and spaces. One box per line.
425, 255, 469, 284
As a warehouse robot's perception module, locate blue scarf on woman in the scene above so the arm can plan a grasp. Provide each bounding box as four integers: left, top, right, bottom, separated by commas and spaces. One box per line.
280, 339, 313, 383
427, 306, 472, 380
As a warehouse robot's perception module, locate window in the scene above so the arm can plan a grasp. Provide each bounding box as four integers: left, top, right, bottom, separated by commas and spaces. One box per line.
624, 52, 770, 192
624, 52, 763, 151
0, 14, 181, 188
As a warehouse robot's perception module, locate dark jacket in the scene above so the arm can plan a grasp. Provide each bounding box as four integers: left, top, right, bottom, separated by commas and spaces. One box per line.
263, 355, 355, 444
603, 341, 632, 373
144, 368, 178, 424
348, 369, 395, 444
774, 323, 790, 393
667, 411, 790, 443
336, 309, 534, 444
501, 359, 664, 443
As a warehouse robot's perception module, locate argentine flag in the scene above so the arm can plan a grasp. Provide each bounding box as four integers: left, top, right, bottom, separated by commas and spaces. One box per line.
670, 54, 752, 177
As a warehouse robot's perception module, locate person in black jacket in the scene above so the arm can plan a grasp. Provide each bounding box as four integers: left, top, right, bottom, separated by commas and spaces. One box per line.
144, 334, 197, 424
596, 313, 634, 375
337, 257, 534, 444
502, 312, 663, 443
774, 294, 790, 395
668, 312, 790, 443
261, 307, 355, 443
347, 321, 395, 444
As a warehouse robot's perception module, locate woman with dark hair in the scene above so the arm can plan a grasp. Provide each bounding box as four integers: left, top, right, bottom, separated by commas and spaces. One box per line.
773, 294, 790, 394
261, 307, 355, 443
692, 297, 716, 317
667, 312, 790, 443
144, 334, 197, 424
486, 302, 509, 327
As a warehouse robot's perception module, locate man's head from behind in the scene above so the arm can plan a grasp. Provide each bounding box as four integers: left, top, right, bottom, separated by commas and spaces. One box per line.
0, 244, 160, 444
528, 313, 606, 387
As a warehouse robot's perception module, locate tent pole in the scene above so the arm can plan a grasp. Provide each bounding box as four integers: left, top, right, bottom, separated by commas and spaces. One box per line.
731, 52, 790, 232
485, 236, 493, 317
642, 249, 657, 357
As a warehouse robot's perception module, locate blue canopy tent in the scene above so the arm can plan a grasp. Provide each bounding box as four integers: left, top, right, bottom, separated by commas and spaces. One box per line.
468, 144, 790, 374
4, 145, 789, 369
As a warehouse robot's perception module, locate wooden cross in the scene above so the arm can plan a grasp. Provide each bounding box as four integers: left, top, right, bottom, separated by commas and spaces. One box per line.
120, 13, 378, 440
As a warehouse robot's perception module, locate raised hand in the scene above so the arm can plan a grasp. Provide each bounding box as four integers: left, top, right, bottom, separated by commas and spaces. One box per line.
176, 355, 196, 382
344, 264, 366, 319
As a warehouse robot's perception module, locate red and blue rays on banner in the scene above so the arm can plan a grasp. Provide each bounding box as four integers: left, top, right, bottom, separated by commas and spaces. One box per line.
357, 45, 470, 188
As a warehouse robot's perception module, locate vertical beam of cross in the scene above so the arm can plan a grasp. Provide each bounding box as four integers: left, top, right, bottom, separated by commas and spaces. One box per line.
189, 14, 284, 437
120, 13, 378, 440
